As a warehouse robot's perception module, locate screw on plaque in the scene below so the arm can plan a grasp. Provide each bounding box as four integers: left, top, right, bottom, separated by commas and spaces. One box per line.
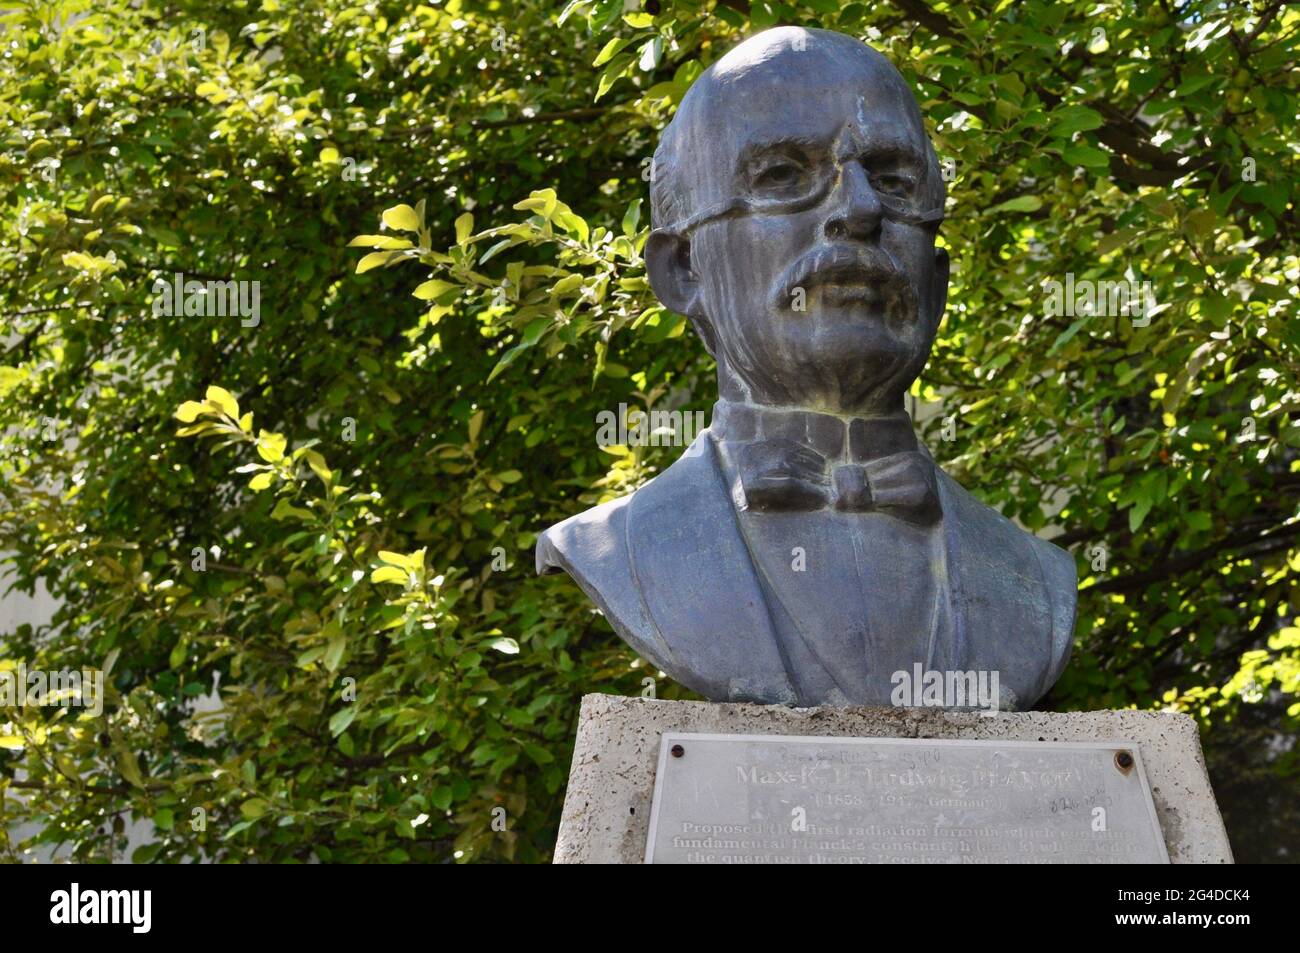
671, 744, 685, 758
1114, 750, 1134, 774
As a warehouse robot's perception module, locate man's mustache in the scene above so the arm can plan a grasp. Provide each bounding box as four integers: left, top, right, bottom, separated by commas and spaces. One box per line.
772, 242, 912, 311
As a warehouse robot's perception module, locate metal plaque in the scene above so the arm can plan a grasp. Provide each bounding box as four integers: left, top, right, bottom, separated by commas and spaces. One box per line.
644, 733, 1169, 864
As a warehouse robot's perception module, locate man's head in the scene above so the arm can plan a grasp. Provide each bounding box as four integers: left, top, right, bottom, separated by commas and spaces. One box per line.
648, 27, 948, 416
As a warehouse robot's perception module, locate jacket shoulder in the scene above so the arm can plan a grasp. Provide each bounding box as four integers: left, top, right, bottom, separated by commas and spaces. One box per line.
1027, 531, 1077, 688
536, 494, 628, 574
535, 438, 796, 703
536, 492, 638, 611
936, 470, 1077, 700
535, 485, 682, 674
535, 434, 717, 577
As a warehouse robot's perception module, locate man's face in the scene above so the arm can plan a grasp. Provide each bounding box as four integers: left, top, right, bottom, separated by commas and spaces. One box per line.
653, 34, 948, 415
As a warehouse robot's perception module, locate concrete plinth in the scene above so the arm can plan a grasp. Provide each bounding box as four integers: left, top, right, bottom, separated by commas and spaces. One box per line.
554, 693, 1232, 864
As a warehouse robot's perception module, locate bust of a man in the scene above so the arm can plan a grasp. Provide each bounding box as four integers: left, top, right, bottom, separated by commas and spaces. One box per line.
537, 27, 1075, 710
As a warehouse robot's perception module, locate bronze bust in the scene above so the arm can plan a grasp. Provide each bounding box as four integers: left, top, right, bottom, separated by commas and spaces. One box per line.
537, 27, 1075, 710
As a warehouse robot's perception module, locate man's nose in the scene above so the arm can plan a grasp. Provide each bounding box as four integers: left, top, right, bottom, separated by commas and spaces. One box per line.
822, 161, 883, 242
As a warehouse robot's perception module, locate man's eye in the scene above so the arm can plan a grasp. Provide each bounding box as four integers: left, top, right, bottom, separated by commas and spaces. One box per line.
870, 173, 913, 196
754, 163, 803, 188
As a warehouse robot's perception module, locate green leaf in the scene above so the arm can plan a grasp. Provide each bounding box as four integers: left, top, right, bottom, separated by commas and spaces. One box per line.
592, 36, 631, 67
175, 400, 210, 423
512, 188, 559, 221
379, 550, 419, 569
205, 385, 239, 418
554, 207, 589, 243
301, 449, 332, 484
413, 279, 456, 300
1048, 318, 1089, 354
356, 251, 399, 273
1048, 105, 1104, 137
118, 750, 146, 789
222, 820, 256, 841
1175, 75, 1217, 96
370, 565, 408, 584
329, 706, 356, 736
592, 0, 623, 30
454, 213, 474, 245
621, 198, 641, 237
348, 235, 414, 249
1129, 495, 1154, 532
0, 365, 23, 398
986, 195, 1043, 215
595, 55, 632, 101
323, 629, 346, 672
382, 204, 421, 232
1060, 143, 1110, 168
256, 430, 287, 463
487, 342, 530, 383
132, 843, 164, 863
521, 742, 553, 764
521, 317, 548, 346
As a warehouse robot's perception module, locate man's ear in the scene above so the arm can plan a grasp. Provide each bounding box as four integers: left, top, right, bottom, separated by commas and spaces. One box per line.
645, 229, 717, 356
929, 245, 950, 331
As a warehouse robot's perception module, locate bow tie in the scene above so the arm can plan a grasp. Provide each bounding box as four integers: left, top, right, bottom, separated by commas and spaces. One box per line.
737, 439, 940, 522
711, 401, 941, 523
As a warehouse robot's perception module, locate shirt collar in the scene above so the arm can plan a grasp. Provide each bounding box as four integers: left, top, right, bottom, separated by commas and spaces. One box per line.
710, 399, 919, 464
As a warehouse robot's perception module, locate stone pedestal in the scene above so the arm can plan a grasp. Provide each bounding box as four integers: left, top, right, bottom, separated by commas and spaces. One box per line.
554, 693, 1232, 864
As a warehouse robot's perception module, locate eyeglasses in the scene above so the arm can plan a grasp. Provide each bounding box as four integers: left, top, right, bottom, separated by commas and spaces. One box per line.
657, 148, 945, 237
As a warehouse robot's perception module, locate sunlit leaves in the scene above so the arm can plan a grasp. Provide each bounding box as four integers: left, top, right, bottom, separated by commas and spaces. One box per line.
381, 204, 421, 233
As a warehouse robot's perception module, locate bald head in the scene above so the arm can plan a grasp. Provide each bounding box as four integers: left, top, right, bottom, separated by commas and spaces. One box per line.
644, 27, 950, 415
651, 28, 943, 233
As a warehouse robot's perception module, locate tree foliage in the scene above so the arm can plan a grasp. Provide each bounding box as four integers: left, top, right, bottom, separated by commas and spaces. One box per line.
1, 0, 1297, 862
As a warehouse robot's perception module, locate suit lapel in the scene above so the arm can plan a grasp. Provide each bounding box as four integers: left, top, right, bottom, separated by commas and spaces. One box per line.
935, 469, 1056, 707
627, 435, 797, 704
929, 472, 969, 675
